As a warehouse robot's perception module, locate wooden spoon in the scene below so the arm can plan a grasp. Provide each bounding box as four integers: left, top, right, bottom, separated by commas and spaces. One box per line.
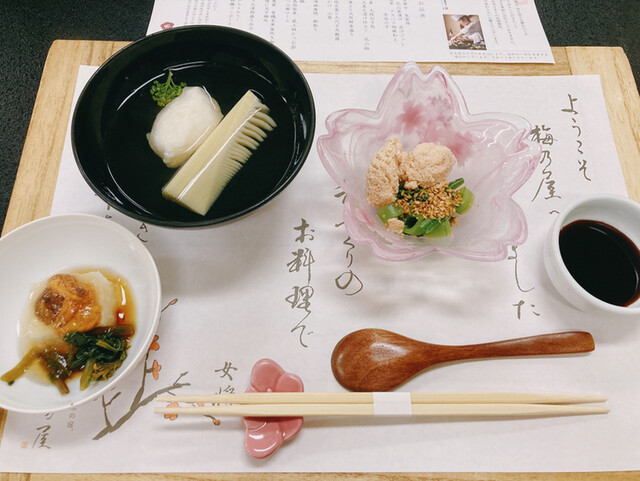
331, 328, 595, 392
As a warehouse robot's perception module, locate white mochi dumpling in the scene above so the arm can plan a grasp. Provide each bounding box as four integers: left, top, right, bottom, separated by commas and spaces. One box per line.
147, 86, 223, 168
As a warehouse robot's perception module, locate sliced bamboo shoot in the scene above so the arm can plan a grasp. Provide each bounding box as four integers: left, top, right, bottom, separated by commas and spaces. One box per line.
162, 90, 276, 215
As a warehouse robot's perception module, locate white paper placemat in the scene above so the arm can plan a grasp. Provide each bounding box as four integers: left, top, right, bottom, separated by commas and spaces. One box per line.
1, 67, 638, 473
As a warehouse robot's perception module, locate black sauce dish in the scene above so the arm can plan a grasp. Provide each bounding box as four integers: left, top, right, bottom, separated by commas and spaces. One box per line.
72, 25, 315, 228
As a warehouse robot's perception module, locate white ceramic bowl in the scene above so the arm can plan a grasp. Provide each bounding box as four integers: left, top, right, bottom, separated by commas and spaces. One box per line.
0, 214, 162, 413
543, 194, 640, 317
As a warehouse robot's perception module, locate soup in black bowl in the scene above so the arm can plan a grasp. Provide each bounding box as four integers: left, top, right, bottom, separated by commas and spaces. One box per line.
72, 25, 315, 227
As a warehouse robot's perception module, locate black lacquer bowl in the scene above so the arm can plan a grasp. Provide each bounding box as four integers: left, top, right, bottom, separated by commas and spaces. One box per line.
72, 26, 315, 227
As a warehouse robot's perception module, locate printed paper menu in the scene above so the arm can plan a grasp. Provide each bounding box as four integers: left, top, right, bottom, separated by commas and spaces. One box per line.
1, 67, 639, 473
147, 0, 553, 63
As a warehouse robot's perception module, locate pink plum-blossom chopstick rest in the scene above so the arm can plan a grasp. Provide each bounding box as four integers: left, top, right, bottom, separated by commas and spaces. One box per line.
243, 359, 304, 459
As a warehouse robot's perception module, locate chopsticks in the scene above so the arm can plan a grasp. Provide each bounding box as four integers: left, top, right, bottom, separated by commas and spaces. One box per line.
154, 392, 609, 418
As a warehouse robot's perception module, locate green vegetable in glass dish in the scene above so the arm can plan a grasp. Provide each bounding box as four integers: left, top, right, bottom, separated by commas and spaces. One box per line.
377, 203, 404, 223
455, 186, 474, 214
150, 71, 187, 107
377, 177, 474, 238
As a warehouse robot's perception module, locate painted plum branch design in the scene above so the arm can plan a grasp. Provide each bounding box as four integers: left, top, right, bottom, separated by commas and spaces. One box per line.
93, 298, 190, 440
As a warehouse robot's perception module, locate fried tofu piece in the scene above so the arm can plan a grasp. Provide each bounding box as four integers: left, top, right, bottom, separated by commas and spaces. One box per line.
386, 217, 405, 234
399, 142, 456, 189
365, 137, 405, 207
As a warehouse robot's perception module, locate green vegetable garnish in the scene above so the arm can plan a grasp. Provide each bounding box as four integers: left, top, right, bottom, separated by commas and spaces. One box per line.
95, 339, 120, 352
455, 187, 475, 214
2, 348, 74, 394
424, 218, 452, 238
79, 359, 96, 391
402, 215, 423, 236
1, 349, 39, 385
377, 203, 404, 223
397, 185, 429, 203
377, 177, 475, 238
39, 350, 72, 394
416, 217, 440, 235
63, 325, 133, 389
403, 216, 440, 236
447, 178, 464, 190
150, 71, 187, 107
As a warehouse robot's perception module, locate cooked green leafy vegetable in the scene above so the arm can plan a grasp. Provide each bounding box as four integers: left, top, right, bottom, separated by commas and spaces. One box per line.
1, 324, 134, 394
150, 71, 187, 107
447, 177, 465, 190
376, 178, 474, 238
455, 186, 474, 214
39, 350, 72, 394
377, 203, 404, 223
402, 216, 440, 236
64, 325, 133, 390
0, 349, 39, 386
1, 348, 73, 394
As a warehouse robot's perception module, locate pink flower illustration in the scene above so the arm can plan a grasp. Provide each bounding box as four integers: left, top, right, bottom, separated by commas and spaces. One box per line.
243, 359, 304, 459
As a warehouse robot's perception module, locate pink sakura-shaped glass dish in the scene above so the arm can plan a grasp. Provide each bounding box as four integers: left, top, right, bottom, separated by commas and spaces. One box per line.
316, 63, 541, 262
243, 359, 304, 459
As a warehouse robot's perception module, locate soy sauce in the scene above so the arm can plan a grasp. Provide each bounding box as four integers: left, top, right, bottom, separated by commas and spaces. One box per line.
559, 219, 640, 306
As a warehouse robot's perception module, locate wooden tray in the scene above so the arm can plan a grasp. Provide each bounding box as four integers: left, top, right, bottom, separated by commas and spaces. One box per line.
1, 40, 640, 481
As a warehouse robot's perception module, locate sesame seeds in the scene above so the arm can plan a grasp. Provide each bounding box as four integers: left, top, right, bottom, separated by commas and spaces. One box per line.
396, 183, 462, 220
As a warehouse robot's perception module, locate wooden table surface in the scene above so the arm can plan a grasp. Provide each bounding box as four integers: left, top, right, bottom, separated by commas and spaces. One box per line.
1, 40, 640, 481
